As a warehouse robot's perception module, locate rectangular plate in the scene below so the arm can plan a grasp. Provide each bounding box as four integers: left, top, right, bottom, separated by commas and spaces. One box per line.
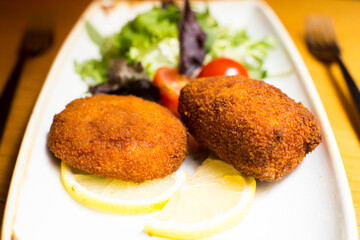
2, 1, 358, 239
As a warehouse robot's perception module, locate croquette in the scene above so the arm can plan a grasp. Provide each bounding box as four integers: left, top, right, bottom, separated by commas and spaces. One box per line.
178, 76, 322, 181
48, 95, 187, 182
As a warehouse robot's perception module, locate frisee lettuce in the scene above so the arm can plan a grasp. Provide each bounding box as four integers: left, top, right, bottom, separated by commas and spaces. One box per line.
75, 59, 107, 86
204, 28, 277, 79
113, 4, 181, 60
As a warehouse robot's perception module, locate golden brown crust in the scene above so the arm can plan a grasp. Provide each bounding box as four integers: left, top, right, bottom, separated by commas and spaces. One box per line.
48, 95, 187, 182
178, 76, 322, 181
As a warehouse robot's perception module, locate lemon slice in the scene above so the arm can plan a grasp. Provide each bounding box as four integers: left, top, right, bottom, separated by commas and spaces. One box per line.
60, 161, 187, 214
144, 156, 256, 239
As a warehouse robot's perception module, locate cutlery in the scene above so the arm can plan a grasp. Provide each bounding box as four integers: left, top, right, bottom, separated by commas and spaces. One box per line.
304, 15, 360, 118
0, 16, 54, 143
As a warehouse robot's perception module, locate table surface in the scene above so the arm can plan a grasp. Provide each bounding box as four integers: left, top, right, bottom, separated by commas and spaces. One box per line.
0, 0, 359, 235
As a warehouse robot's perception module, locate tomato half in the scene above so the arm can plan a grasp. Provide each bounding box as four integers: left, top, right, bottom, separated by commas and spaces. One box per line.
197, 57, 249, 78
153, 67, 190, 117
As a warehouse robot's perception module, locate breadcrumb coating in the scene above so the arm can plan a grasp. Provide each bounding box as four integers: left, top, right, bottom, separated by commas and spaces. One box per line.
178, 76, 322, 181
48, 95, 187, 182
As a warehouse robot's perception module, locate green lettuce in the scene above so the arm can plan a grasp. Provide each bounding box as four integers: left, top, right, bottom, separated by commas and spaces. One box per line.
76, 5, 182, 83
113, 4, 181, 59
204, 28, 277, 79
75, 59, 107, 86
75, 3, 276, 86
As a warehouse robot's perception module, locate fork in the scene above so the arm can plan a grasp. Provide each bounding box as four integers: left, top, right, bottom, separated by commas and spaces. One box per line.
0, 16, 54, 142
304, 15, 360, 117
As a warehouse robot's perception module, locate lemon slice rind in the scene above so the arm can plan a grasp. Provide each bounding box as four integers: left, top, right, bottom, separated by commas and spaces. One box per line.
61, 161, 188, 214
144, 159, 256, 240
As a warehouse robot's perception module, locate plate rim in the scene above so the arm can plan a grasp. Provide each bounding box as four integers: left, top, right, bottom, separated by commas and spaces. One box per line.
257, 1, 358, 239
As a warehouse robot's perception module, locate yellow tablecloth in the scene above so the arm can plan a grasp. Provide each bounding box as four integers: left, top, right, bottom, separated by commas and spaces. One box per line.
0, 0, 359, 234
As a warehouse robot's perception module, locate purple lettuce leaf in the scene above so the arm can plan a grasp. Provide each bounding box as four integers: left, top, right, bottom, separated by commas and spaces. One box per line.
178, 0, 206, 76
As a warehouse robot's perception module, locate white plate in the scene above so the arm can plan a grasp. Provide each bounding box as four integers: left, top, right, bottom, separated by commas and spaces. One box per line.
2, 1, 358, 240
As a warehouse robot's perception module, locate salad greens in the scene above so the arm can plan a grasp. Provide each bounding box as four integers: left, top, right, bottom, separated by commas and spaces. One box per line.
75, 1, 276, 87
89, 59, 161, 102
204, 29, 277, 79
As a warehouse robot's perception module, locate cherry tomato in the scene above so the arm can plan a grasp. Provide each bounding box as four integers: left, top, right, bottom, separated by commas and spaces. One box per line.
197, 57, 249, 78
153, 67, 190, 117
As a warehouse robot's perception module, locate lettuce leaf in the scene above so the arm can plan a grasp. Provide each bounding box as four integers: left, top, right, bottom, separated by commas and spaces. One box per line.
76, 2, 276, 88
113, 4, 181, 59
85, 21, 104, 47
204, 29, 276, 79
75, 59, 108, 86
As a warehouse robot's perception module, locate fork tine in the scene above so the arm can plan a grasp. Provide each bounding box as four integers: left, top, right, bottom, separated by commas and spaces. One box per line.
27, 13, 54, 30
323, 16, 340, 51
304, 15, 360, 117
304, 15, 341, 61
323, 16, 336, 41
20, 14, 54, 56
304, 15, 320, 51
313, 16, 326, 46
0, 14, 54, 140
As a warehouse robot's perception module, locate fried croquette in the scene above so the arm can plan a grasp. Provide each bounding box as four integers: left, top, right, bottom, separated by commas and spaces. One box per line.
48, 95, 187, 183
178, 76, 322, 181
